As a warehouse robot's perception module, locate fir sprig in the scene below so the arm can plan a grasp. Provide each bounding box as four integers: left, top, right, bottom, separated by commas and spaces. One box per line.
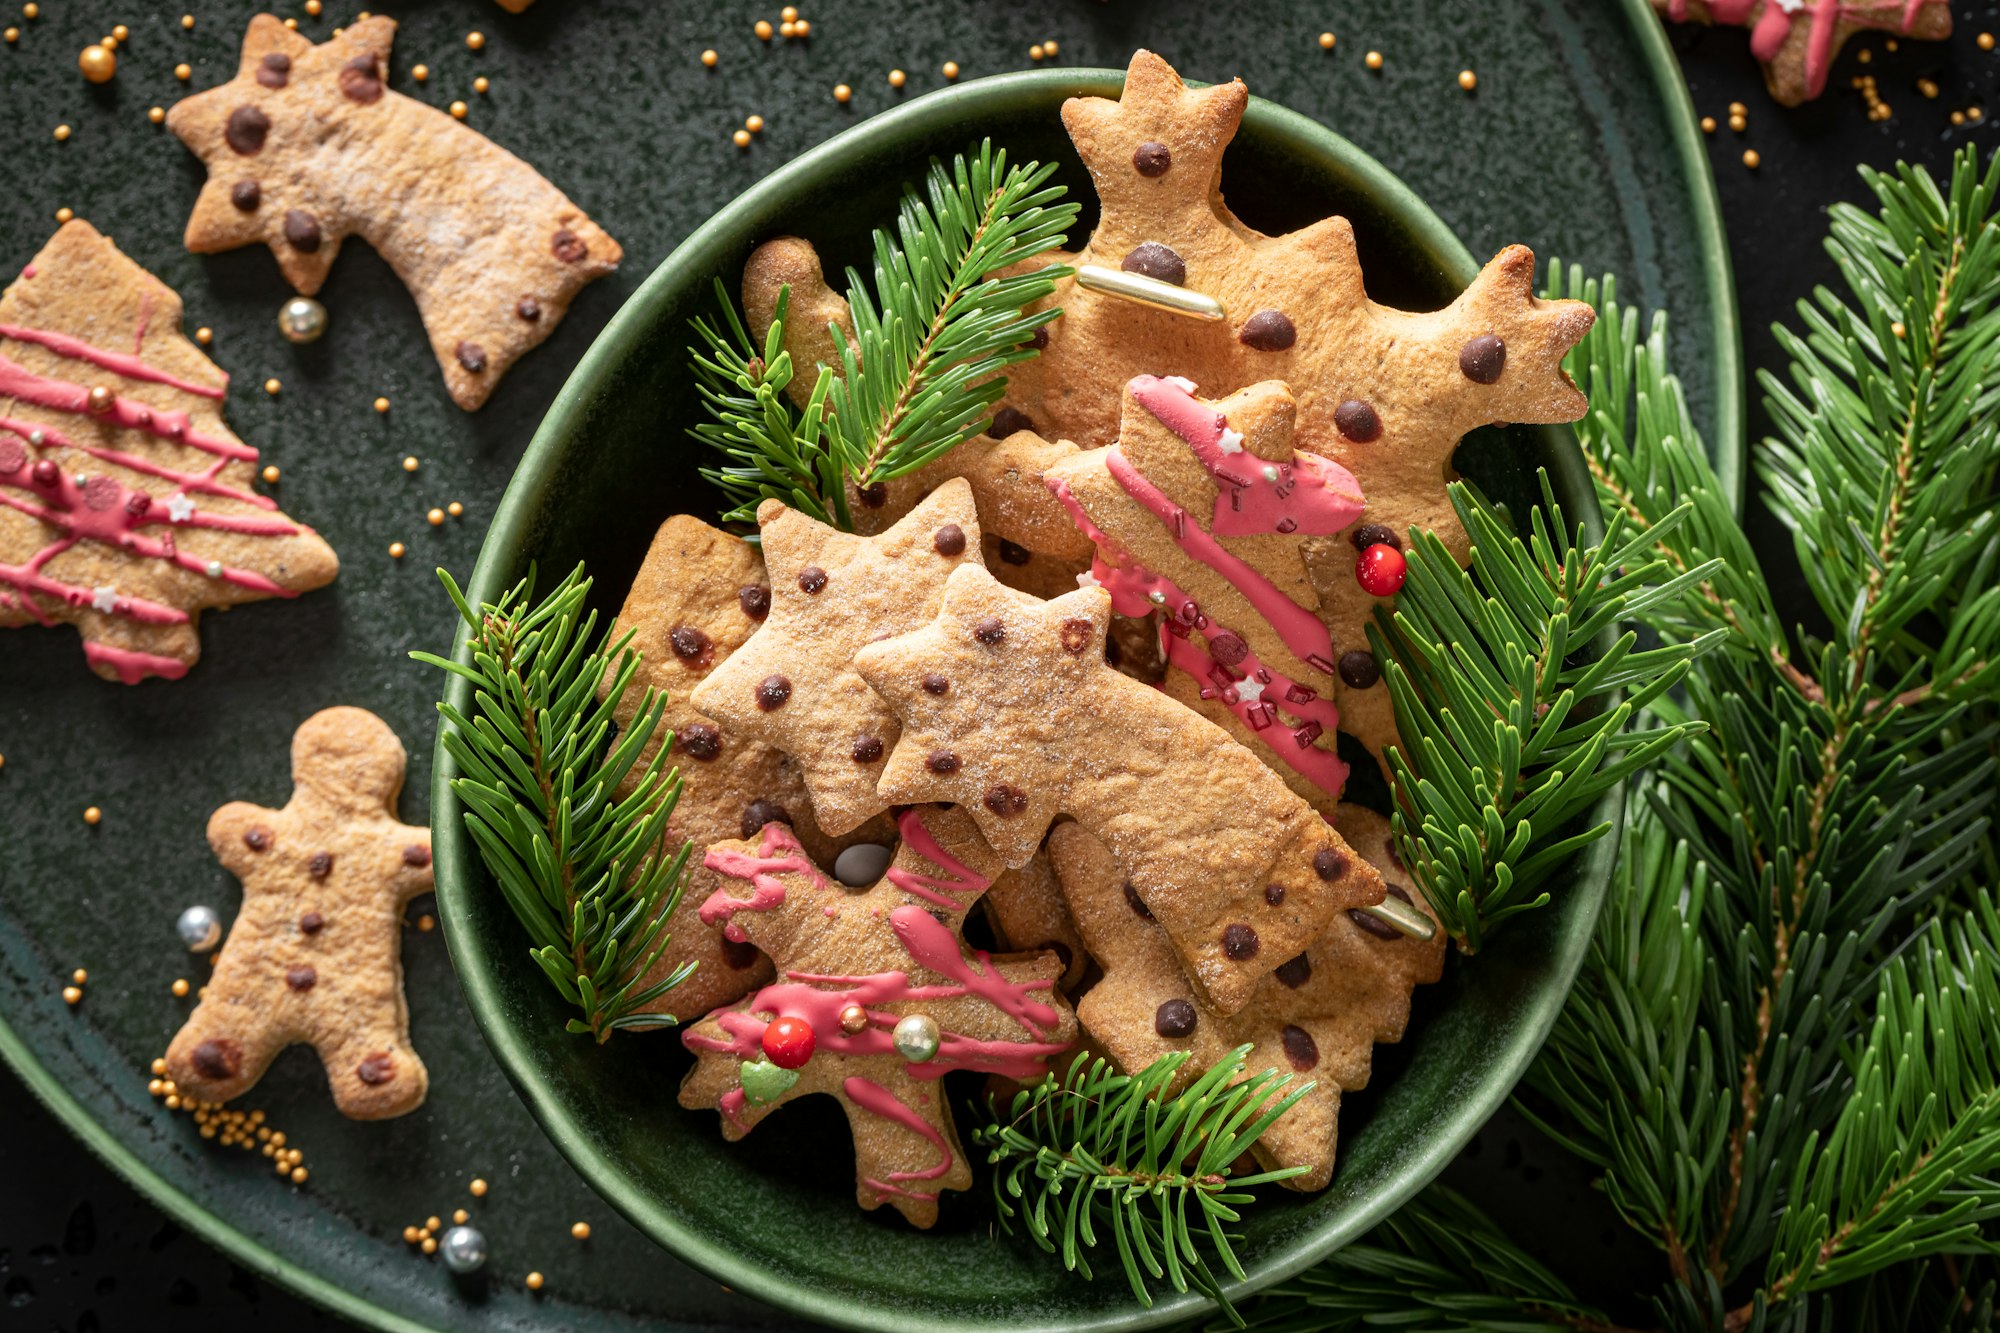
973, 1046, 1311, 1325
1268, 147, 2000, 1333
691, 140, 1078, 528
1371, 482, 1723, 951
415, 564, 692, 1042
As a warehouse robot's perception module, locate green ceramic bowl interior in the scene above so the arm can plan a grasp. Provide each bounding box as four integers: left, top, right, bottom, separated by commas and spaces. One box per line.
434, 68, 1618, 1333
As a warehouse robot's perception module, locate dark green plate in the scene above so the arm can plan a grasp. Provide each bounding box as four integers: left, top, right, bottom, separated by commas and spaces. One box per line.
0, 2, 1738, 1330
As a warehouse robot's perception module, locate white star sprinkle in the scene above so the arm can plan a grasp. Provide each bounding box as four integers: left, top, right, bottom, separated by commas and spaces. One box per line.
90, 586, 118, 613
1164, 375, 1198, 394
1218, 427, 1244, 455
1075, 568, 1102, 590
1234, 677, 1266, 704
166, 492, 195, 523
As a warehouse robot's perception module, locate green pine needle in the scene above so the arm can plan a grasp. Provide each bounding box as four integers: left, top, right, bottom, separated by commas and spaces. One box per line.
690, 139, 1078, 528
414, 563, 694, 1042
973, 1045, 1311, 1326
1371, 478, 1723, 952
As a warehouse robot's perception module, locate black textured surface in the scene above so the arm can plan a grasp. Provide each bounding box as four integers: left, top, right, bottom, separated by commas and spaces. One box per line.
3, 0, 1995, 1329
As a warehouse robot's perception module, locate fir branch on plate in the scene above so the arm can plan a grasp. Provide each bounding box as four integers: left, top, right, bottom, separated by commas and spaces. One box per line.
972, 1045, 1311, 1326
689, 139, 1078, 529
1292, 146, 2000, 1333
414, 563, 693, 1042
1371, 480, 1724, 952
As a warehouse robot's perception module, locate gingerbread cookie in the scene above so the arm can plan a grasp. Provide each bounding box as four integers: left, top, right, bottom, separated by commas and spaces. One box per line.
165, 708, 434, 1120
688, 478, 982, 836
167, 15, 620, 410
680, 805, 1076, 1227
852, 562, 1383, 1014
980, 849, 1090, 993
605, 514, 890, 1022
1051, 805, 1442, 1190
745, 53, 1594, 764
1047, 375, 1359, 815
1652, 0, 1950, 105
1, 220, 338, 683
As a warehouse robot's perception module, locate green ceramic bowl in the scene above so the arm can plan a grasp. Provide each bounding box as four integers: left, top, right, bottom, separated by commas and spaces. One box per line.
434, 67, 1618, 1332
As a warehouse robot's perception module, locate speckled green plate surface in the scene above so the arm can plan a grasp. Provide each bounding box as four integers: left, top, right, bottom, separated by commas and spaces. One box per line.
0, 2, 1737, 1331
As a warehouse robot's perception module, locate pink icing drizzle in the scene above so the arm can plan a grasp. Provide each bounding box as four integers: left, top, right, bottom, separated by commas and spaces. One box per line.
1127, 374, 1363, 538
83, 640, 191, 684
0, 413, 270, 509
883, 807, 992, 908
844, 1076, 955, 1201
1664, 0, 1944, 99
0, 322, 228, 399
0, 354, 258, 462
689, 811, 1073, 1204
700, 822, 832, 940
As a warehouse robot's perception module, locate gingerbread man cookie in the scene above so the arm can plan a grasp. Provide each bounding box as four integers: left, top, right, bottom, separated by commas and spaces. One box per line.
688, 478, 983, 836
852, 562, 1383, 1015
1, 220, 338, 683
680, 806, 1076, 1228
605, 514, 891, 1022
165, 708, 434, 1120
1050, 805, 1443, 1190
1652, 1, 1950, 105
167, 15, 620, 410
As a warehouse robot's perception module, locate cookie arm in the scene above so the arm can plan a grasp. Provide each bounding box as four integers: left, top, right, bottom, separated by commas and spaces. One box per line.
208, 800, 279, 879
742, 236, 856, 412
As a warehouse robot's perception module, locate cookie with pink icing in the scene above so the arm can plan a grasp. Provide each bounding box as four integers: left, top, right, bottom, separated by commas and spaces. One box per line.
1045, 376, 1358, 815
0, 220, 338, 683
167, 15, 620, 410
1049, 804, 1443, 1191
1652, 0, 1950, 105
679, 805, 1076, 1228
852, 562, 1384, 1016
603, 514, 893, 1023
165, 708, 434, 1120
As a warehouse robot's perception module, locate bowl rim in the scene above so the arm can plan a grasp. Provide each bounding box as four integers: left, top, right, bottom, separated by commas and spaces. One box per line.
434, 62, 1620, 1333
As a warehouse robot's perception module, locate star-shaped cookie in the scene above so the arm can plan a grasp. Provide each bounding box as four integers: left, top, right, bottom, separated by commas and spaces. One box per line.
1, 220, 337, 683
167, 15, 620, 410
688, 478, 982, 835
679, 805, 1075, 1228
1050, 805, 1443, 1190
852, 562, 1383, 1014
603, 514, 893, 1022
166, 708, 435, 1120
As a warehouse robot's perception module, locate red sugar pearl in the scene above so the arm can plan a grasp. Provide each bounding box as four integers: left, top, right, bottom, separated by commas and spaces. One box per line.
1356, 543, 1406, 598
761, 1015, 816, 1069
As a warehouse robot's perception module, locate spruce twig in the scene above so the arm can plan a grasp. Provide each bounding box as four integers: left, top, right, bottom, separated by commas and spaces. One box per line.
415, 564, 693, 1041
690, 140, 1077, 528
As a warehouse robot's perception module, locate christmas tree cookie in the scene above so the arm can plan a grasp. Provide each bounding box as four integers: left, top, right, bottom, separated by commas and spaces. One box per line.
1046, 375, 1361, 813
680, 805, 1076, 1228
0, 220, 337, 683
852, 562, 1383, 1014
1651, 1, 1950, 106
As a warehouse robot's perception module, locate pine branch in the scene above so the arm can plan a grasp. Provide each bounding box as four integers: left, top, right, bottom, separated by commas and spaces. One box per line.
691, 140, 1077, 528
972, 1045, 1311, 1326
1226, 1185, 1627, 1333
1763, 897, 2000, 1304
1371, 479, 1724, 952
414, 564, 693, 1042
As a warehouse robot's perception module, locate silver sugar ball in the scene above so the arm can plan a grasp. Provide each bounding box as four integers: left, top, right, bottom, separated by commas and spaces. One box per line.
833, 842, 893, 887
892, 1012, 941, 1063
439, 1224, 488, 1275
277, 296, 328, 345
176, 904, 222, 952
